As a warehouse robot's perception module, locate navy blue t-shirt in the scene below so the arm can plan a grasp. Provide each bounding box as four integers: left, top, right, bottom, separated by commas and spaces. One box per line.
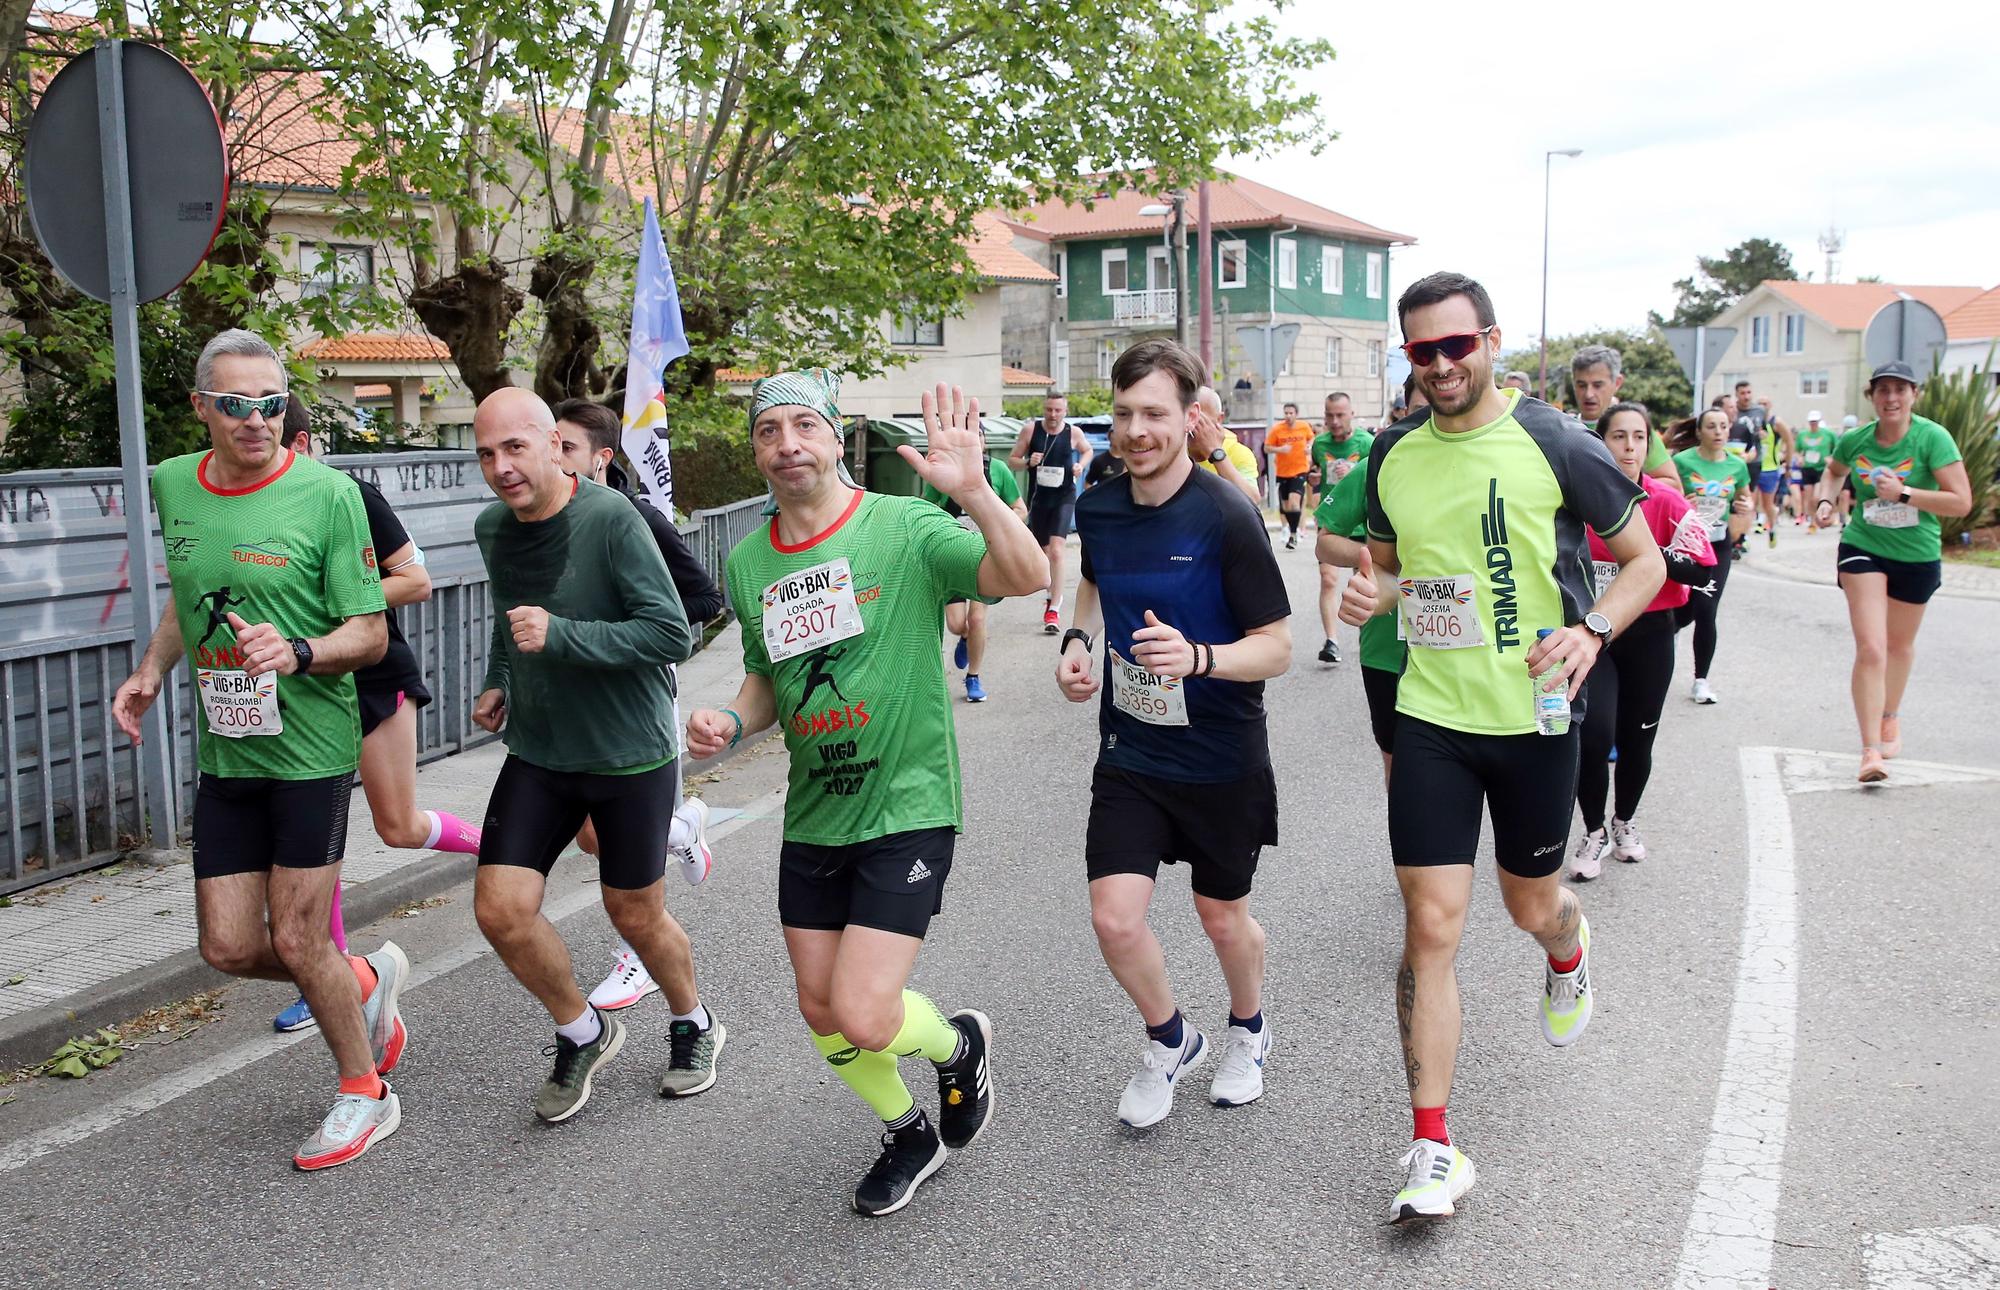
1076, 466, 1290, 783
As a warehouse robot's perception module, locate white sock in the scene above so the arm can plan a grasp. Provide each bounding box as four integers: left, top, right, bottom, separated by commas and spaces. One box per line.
555, 1007, 603, 1045
420, 809, 443, 851
673, 1001, 712, 1031
668, 802, 698, 851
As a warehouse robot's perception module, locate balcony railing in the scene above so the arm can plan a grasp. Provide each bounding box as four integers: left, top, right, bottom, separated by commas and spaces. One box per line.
1109, 287, 1176, 327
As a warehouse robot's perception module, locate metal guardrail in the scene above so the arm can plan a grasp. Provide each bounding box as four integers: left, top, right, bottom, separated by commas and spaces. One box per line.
0, 482, 766, 894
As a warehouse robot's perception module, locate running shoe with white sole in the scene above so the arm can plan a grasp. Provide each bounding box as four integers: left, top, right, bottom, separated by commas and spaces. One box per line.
588, 944, 660, 1011
1610, 817, 1646, 863
1540, 915, 1594, 1047
1691, 677, 1718, 705
853, 1111, 948, 1217
674, 797, 713, 886
360, 941, 410, 1075
1568, 829, 1610, 882
274, 996, 315, 1033
1117, 1028, 1209, 1128
1389, 1138, 1476, 1223
535, 1008, 624, 1123
659, 1017, 725, 1098
1318, 639, 1341, 664
965, 674, 987, 703
1042, 603, 1060, 634
935, 1010, 994, 1149
294, 1083, 401, 1171
1209, 1021, 1273, 1107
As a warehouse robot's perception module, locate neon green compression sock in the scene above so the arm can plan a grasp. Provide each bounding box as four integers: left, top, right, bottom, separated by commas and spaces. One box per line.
890, 990, 963, 1064
811, 1030, 915, 1124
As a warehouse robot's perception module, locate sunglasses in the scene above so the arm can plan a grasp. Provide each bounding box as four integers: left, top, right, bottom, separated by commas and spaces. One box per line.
198, 391, 289, 420
1401, 327, 1494, 367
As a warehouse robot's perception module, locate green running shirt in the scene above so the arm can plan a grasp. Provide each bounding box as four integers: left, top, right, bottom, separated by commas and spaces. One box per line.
1311, 428, 1375, 478
1366, 391, 1643, 735
921, 457, 1020, 514
1794, 426, 1836, 469
727, 490, 986, 845
1313, 465, 1404, 675
154, 449, 385, 779
1833, 416, 1962, 564
1672, 448, 1752, 543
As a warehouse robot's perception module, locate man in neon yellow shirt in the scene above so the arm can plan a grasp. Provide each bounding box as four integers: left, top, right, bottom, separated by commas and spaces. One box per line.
1193, 386, 1262, 506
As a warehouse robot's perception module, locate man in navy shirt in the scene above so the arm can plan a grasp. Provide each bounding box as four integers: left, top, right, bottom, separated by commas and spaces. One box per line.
1055, 338, 1292, 1129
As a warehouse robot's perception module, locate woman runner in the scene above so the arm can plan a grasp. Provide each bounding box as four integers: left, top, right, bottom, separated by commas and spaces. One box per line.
1669, 407, 1753, 706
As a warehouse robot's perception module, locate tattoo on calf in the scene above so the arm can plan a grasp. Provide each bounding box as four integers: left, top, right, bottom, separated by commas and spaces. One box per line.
1397, 962, 1420, 1095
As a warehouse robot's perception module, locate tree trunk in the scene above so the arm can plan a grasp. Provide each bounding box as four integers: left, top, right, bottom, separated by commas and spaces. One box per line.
529, 250, 604, 405
408, 257, 524, 403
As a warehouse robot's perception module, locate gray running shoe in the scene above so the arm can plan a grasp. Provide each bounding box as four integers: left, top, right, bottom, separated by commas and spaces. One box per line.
659, 1017, 726, 1098
360, 941, 410, 1074
535, 1008, 625, 1123
293, 1082, 401, 1171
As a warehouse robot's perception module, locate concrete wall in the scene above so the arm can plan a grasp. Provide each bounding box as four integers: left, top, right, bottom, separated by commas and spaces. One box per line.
1001, 233, 1058, 380
840, 287, 1007, 418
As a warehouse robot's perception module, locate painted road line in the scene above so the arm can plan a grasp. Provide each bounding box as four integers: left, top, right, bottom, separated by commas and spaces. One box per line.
0, 796, 778, 1175
1863, 1223, 2000, 1289
1672, 746, 1798, 1290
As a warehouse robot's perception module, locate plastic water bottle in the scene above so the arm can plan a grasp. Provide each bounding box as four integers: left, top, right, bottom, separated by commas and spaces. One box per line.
1533, 627, 1571, 736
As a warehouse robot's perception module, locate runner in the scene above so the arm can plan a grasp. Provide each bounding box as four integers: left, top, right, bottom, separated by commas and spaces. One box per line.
1264, 401, 1315, 549
1731, 380, 1794, 548
1338, 272, 1663, 1222
1083, 443, 1126, 490
110, 329, 406, 1169
1314, 433, 1406, 786
922, 446, 1029, 702
1194, 386, 1262, 507
1056, 339, 1291, 1128
1792, 410, 1837, 531
1816, 361, 1973, 783
272, 400, 483, 1033
1008, 392, 1093, 633
468, 387, 719, 1122
1568, 403, 1717, 880
686, 373, 1044, 1216
549, 398, 727, 1014
1307, 392, 1374, 663
1569, 344, 1676, 482
1670, 408, 1754, 705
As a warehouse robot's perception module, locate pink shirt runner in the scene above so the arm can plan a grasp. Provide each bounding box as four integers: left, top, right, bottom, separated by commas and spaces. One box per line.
1588, 474, 1716, 614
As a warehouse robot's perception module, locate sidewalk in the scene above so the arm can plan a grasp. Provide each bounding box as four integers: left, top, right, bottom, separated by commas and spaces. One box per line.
0, 628, 754, 1070
1728, 520, 2000, 601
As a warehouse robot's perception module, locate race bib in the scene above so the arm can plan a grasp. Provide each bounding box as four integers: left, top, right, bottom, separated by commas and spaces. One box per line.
1692, 493, 1729, 533
957, 513, 979, 532
1592, 560, 1621, 601
1804, 449, 1824, 467
1109, 648, 1189, 727
196, 669, 282, 738
1397, 574, 1485, 650
1863, 498, 1918, 529
1035, 465, 1066, 489
761, 557, 866, 664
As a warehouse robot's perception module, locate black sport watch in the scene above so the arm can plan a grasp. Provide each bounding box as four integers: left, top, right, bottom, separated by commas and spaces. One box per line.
1059, 628, 1093, 656
1206, 447, 1229, 465
288, 637, 315, 675
1582, 612, 1613, 646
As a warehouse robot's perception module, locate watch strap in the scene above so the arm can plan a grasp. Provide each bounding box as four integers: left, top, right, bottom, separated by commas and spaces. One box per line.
288, 637, 315, 674
1059, 628, 1093, 655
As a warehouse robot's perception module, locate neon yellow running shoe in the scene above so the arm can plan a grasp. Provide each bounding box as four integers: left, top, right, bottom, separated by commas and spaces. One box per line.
1389, 1139, 1476, 1223
1540, 915, 1594, 1047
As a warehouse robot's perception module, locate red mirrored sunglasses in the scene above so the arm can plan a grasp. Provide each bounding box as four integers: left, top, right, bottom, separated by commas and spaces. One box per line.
1402, 327, 1494, 367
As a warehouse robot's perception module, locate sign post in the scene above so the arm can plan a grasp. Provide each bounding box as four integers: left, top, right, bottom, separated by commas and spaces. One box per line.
1663, 325, 1738, 414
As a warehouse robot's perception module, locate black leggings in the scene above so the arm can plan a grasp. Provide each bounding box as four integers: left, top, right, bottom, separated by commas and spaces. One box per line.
1577, 612, 1677, 831
1673, 539, 1732, 679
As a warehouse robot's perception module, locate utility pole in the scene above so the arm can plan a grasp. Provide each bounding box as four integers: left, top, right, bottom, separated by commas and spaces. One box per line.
1197, 181, 1213, 371
1539, 148, 1581, 400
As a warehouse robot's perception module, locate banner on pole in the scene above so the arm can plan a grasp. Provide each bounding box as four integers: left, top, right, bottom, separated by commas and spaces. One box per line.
620, 197, 689, 516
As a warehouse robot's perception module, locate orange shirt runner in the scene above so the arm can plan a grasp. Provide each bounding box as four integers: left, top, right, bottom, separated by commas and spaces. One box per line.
1266, 419, 1315, 478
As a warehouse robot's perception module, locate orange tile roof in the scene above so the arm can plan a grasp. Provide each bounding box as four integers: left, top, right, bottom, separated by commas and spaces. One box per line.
1002, 366, 1055, 386
354, 383, 392, 398
715, 368, 766, 383
1006, 170, 1414, 246
299, 333, 453, 362
965, 213, 1057, 284
1943, 285, 2000, 341
1760, 281, 1988, 333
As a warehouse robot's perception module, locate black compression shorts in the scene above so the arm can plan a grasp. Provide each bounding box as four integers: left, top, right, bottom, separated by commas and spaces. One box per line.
1084, 763, 1277, 902
1277, 475, 1308, 504
478, 754, 677, 890
1361, 666, 1401, 755
1388, 716, 1580, 878
192, 773, 354, 880
1028, 500, 1075, 545
778, 827, 955, 939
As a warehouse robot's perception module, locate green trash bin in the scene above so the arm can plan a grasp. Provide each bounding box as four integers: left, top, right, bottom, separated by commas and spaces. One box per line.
982, 415, 1028, 498
863, 418, 928, 497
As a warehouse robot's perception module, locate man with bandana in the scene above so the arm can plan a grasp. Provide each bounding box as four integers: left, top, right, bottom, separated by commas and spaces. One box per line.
686, 372, 1048, 1217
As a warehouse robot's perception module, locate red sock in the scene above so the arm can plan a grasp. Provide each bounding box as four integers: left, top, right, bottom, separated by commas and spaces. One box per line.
1413, 1105, 1450, 1145
339, 1072, 385, 1100
1549, 945, 1583, 973
348, 954, 378, 996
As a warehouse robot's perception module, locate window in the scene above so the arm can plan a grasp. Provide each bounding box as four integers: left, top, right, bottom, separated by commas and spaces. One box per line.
304, 243, 373, 300
1147, 245, 1170, 292
890, 309, 943, 346
1367, 339, 1383, 378
1366, 251, 1384, 299
1097, 338, 1119, 380
1321, 245, 1344, 295
1101, 247, 1128, 295
1749, 314, 1771, 355
1782, 312, 1806, 354
1280, 346, 1292, 378
1325, 336, 1341, 376
1798, 370, 1829, 396
1054, 248, 1067, 299
1277, 237, 1297, 291
1054, 340, 1070, 390
1219, 239, 1247, 289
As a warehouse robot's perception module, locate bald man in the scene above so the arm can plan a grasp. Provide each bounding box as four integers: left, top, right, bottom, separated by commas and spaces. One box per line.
467, 387, 718, 1124
1193, 386, 1263, 507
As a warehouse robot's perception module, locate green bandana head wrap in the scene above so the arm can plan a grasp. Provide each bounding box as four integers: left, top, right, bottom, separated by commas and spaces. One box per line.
750, 368, 856, 514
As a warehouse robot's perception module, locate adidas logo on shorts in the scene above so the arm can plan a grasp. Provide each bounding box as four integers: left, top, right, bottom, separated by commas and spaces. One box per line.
905, 858, 933, 884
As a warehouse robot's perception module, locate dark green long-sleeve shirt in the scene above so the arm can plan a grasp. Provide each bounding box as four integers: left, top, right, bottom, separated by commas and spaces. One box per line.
477, 477, 692, 773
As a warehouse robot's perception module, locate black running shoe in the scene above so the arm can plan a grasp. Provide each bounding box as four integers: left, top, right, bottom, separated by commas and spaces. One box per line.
853, 1111, 947, 1217
1317, 639, 1341, 664
935, 1010, 994, 1149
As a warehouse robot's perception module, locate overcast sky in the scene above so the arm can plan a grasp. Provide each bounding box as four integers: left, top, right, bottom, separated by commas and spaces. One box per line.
1222, 0, 1998, 346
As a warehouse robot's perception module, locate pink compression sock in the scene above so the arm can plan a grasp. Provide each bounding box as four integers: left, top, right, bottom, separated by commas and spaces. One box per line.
423, 809, 483, 855
329, 881, 348, 954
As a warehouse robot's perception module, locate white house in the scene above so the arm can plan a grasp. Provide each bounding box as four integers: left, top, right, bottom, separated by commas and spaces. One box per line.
1942, 286, 2000, 382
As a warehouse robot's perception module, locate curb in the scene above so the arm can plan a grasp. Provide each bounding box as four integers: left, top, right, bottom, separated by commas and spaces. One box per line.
1731, 551, 2000, 603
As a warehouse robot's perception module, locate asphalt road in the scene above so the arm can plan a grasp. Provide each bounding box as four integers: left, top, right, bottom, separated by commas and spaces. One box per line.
3, 525, 1995, 1290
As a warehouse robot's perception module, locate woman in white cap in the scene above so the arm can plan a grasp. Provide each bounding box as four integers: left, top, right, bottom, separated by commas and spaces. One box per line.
1814, 362, 1973, 781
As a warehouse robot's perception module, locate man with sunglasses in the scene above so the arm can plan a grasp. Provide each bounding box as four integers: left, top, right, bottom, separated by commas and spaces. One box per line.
1339, 274, 1663, 1223
112, 329, 407, 1170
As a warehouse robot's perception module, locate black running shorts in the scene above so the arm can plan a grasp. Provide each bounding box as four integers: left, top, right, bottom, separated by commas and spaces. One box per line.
478, 754, 676, 890
1277, 475, 1308, 505
1361, 665, 1401, 755
778, 827, 955, 939
1837, 542, 1942, 605
191, 773, 354, 880
1028, 499, 1075, 545
1084, 763, 1277, 902
1387, 716, 1580, 879
357, 676, 432, 739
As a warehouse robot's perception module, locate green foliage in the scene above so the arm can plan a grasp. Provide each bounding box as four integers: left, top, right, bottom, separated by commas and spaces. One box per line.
1914, 350, 1999, 544
43, 1029, 125, 1080
1655, 237, 1798, 329
1502, 328, 1693, 429
0, 301, 211, 469
1003, 387, 1112, 419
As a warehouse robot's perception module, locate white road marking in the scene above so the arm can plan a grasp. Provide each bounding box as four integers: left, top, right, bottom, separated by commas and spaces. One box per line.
0, 800, 775, 1174
1864, 1223, 2000, 1289
1672, 747, 1799, 1290
1769, 747, 2000, 797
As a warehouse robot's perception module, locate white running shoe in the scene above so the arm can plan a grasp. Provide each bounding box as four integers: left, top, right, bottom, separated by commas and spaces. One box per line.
294, 1083, 401, 1171
1691, 677, 1718, 705
1117, 1028, 1209, 1128
587, 944, 659, 1011
1568, 830, 1610, 882
1540, 916, 1594, 1047
1610, 817, 1646, 863
673, 797, 713, 886
1389, 1138, 1476, 1223
1209, 1021, 1273, 1107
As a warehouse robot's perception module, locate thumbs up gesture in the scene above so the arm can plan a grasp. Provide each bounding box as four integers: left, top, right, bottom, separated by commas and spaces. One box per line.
1339, 547, 1381, 628
226, 611, 294, 677
1130, 608, 1196, 678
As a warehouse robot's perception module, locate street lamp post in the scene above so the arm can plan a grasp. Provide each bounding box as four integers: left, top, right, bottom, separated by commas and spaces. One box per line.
1539, 148, 1582, 402
1138, 196, 1187, 343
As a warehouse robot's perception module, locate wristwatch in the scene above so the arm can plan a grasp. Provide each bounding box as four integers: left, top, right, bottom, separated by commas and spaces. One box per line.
1582, 612, 1613, 646
288, 637, 315, 675
1059, 628, 1093, 655
1206, 447, 1229, 465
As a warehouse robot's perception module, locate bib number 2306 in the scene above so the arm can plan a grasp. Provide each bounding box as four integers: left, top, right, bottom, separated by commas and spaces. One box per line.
197, 669, 282, 738
761, 557, 866, 664
1398, 574, 1485, 649
1109, 649, 1189, 726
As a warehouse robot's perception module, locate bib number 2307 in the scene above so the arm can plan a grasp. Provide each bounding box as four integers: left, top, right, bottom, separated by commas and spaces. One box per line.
761, 557, 866, 664
197, 669, 282, 738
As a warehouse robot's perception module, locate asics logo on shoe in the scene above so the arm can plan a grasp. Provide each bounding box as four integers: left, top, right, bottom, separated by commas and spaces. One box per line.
905, 859, 933, 884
